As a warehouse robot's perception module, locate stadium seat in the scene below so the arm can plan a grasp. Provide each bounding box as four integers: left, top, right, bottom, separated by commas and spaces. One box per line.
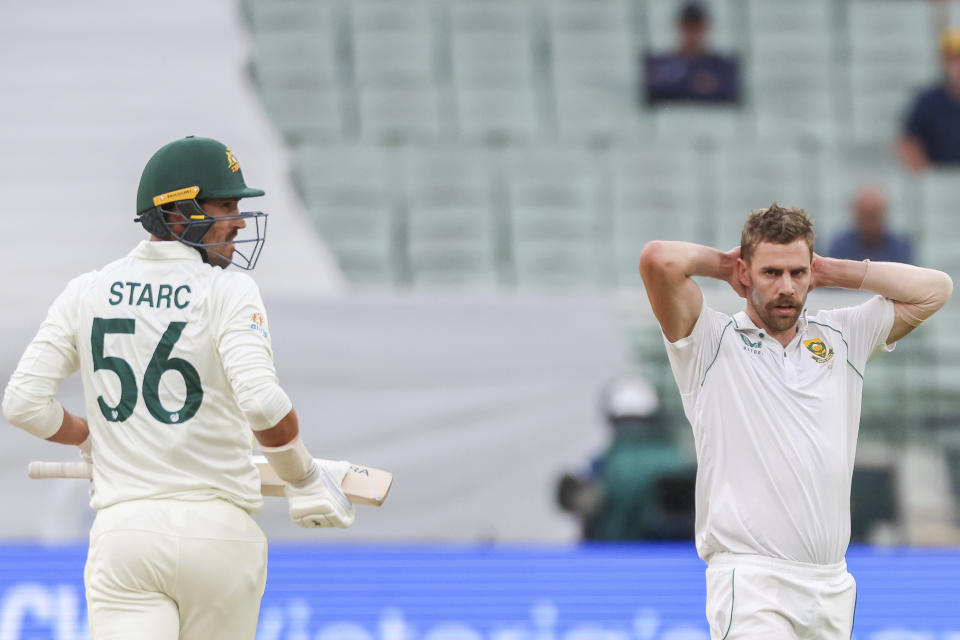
351, 0, 437, 87
711, 145, 806, 245
306, 198, 397, 287
249, 21, 345, 142
548, 0, 643, 142
513, 239, 605, 289
358, 85, 445, 143
407, 206, 499, 288
505, 146, 601, 237
609, 145, 705, 285
746, 0, 838, 144
653, 106, 746, 145
747, 0, 834, 37
918, 170, 960, 276
547, 0, 637, 86
553, 87, 647, 143
295, 146, 401, 283
455, 86, 541, 142
245, 0, 340, 32
257, 87, 345, 143
847, 0, 937, 144
294, 144, 398, 205
251, 31, 340, 89
400, 144, 495, 207
401, 145, 500, 286
919, 170, 960, 228
449, 1, 536, 88
505, 146, 608, 287
848, 0, 935, 64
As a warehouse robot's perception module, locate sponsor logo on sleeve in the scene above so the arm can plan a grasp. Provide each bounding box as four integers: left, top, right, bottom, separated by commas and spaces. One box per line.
250, 312, 269, 338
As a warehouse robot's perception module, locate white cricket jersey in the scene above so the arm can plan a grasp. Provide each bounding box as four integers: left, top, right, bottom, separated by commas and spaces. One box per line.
4, 241, 292, 513
664, 295, 895, 565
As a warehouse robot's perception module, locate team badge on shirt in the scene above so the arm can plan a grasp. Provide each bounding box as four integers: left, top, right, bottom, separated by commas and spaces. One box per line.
803, 338, 834, 364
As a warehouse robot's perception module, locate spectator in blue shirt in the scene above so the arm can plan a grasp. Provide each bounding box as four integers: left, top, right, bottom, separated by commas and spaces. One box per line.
898, 29, 960, 171
828, 185, 914, 264
642, 2, 741, 106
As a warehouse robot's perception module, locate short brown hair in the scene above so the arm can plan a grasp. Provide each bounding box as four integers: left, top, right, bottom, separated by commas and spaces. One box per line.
740, 203, 815, 263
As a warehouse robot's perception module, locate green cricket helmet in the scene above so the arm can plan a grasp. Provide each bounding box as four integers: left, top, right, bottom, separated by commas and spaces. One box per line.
135, 136, 268, 270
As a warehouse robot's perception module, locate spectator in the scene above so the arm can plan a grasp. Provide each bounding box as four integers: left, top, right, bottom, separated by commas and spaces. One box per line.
642, 2, 741, 106
828, 185, 914, 264
556, 374, 694, 541
898, 28, 960, 170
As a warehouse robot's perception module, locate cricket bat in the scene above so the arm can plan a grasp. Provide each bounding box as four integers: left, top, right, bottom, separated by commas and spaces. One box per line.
27, 456, 392, 506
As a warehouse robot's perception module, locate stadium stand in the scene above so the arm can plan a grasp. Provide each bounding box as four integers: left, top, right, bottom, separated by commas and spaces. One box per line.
239, 0, 960, 538
242, 0, 950, 290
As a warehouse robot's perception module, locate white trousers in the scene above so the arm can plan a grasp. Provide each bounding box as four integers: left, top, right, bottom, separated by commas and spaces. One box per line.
85, 498, 268, 640
705, 553, 857, 640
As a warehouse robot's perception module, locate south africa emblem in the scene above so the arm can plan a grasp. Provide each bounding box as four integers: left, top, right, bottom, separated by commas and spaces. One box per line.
803, 338, 834, 364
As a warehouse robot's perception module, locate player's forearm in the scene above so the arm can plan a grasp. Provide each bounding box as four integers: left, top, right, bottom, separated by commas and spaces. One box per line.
255, 408, 315, 484
817, 256, 952, 304
860, 260, 953, 326
255, 408, 300, 448
640, 241, 735, 283
45, 409, 89, 446
810, 256, 870, 290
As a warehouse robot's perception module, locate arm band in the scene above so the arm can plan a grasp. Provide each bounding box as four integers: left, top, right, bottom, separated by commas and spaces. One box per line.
260, 435, 314, 484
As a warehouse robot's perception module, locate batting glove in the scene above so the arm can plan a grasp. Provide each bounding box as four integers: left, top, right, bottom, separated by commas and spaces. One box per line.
285, 460, 356, 528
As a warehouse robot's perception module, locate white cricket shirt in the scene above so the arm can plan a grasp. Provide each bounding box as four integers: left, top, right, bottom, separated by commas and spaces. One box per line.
664, 295, 895, 565
4, 241, 292, 512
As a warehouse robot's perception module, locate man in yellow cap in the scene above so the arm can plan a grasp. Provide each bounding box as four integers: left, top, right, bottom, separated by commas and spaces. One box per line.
898, 28, 960, 170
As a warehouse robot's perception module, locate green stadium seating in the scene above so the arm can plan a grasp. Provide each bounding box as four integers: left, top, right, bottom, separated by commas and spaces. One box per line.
401, 145, 500, 286
351, 0, 438, 87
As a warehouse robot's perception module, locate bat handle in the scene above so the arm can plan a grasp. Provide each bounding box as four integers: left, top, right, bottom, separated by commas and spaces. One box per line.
27, 461, 92, 480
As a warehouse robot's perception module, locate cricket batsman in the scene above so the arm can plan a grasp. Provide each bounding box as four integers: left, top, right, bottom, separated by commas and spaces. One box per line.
3, 136, 354, 640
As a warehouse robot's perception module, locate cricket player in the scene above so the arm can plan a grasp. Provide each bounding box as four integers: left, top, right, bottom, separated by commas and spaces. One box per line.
639, 204, 952, 638
2, 136, 355, 640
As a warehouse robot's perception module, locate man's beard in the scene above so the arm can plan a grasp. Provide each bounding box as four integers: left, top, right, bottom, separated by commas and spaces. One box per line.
751, 290, 804, 332
207, 249, 231, 268
206, 231, 236, 268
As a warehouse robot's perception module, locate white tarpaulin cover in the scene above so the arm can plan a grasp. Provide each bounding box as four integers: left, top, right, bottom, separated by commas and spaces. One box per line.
1, 292, 630, 542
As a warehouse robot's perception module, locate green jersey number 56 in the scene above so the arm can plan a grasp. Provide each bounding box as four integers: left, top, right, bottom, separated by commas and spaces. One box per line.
91, 317, 203, 424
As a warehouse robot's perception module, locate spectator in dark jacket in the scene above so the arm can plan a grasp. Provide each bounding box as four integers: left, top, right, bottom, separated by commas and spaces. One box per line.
642, 2, 741, 106
828, 185, 914, 264
898, 28, 960, 170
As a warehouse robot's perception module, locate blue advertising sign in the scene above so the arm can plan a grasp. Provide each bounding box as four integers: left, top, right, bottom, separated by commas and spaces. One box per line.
1, 544, 958, 640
